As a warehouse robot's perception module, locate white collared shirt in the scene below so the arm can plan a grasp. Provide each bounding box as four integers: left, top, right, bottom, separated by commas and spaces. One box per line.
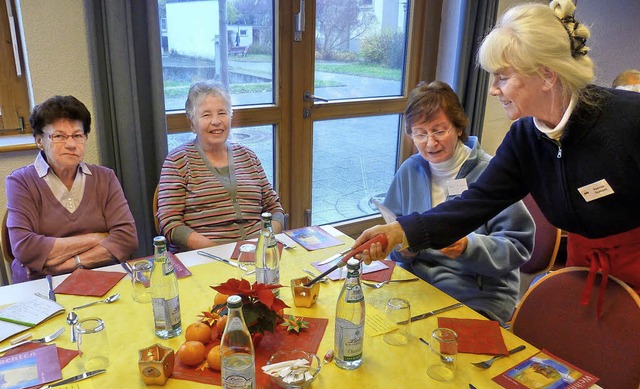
34, 151, 92, 213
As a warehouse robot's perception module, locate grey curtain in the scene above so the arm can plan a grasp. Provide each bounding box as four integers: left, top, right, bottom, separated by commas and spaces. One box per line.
453, 0, 498, 141
85, 0, 168, 256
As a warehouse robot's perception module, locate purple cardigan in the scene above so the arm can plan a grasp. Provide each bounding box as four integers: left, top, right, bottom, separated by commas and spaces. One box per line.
6, 163, 138, 282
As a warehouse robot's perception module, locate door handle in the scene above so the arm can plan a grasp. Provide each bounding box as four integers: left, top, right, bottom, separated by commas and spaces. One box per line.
303, 91, 329, 102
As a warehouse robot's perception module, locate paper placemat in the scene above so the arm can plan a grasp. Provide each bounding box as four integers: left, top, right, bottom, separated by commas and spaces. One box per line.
361, 260, 396, 282
172, 317, 328, 387
310, 259, 389, 281
54, 268, 125, 297
438, 317, 508, 355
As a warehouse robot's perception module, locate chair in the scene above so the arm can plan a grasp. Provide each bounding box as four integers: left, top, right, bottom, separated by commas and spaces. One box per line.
511, 267, 640, 389
153, 185, 160, 235
1, 212, 14, 284
518, 195, 561, 299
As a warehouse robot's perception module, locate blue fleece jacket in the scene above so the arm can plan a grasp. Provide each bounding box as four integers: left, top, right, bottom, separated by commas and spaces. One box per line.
383, 137, 534, 324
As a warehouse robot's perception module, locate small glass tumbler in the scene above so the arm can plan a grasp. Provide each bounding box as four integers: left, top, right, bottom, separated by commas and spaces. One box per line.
76, 317, 110, 371
426, 328, 457, 382
383, 298, 411, 346
131, 260, 153, 303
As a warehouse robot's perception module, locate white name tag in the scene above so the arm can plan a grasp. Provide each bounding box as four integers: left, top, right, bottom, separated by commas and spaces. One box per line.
447, 178, 468, 196
578, 179, 614, 202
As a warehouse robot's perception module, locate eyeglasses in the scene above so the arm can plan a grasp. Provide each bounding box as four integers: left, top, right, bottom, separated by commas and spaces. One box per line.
48, 133, 87, 144
410, 126, 453, 142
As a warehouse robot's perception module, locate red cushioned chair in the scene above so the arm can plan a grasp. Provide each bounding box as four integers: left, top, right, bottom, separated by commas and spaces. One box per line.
518, 195, 561, 299
511, 267, 640, 389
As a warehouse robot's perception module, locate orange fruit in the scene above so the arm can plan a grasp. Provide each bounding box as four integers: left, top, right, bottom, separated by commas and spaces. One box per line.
210, 325, 221, 342
185, 322, 212, 344
214, 293, 229, 306
177, 341, 206, 367
207, 345, 222, 371
215, 315, 228, 333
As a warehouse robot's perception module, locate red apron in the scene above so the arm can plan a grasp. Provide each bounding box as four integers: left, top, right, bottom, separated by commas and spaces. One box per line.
567, 226, 640, 319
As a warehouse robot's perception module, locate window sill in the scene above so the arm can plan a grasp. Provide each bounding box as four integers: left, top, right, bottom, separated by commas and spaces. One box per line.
0, 135, 36, 153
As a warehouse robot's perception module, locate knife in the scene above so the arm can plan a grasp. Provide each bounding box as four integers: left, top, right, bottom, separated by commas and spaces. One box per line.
40, 369, 106, 389
407, 302, 465, 323
46, 274, 56, 302
317, 248, 351, 265
197, 251, 241, 268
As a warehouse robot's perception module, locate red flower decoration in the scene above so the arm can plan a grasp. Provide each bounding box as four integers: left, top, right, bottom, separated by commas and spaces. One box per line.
209, 278, 290, 335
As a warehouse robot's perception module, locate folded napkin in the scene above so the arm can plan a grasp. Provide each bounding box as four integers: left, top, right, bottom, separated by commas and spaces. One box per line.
311, 259, 388, 281
361, 260, 396, 282
438, 317, 508, 355
230, 240, 284, 262
54, 268, 125, 297
172, 317, 328, 388
127, 252, 191, 281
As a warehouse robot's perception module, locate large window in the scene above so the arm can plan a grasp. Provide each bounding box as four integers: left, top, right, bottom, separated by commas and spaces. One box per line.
159, 0, 430, 232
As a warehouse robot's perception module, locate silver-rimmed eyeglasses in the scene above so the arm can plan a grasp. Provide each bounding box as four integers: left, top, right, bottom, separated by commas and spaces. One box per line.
410, 126, 453, 143
48, 133, 87, 144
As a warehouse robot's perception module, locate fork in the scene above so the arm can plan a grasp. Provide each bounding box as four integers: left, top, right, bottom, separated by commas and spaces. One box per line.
471, 345, 526, 369
362, 278, 420, 289
0, 327, 65, 355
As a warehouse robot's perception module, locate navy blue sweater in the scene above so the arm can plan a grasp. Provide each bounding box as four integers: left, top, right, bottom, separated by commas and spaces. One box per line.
398, 85, 640, 250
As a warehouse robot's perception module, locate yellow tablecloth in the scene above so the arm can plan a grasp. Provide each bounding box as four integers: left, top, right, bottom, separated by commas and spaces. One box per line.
0, 235, 539, 388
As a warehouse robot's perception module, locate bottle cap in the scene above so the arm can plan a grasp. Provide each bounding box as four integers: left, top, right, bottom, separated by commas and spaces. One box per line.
153, 236, 167, 245
346, 258, 360, 269
261, 212, 272, 220
227, 295, 243, 308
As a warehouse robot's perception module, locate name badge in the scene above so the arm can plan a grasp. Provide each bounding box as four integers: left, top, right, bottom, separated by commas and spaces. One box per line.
578, 179, 614, 202
447, 179, 468, 196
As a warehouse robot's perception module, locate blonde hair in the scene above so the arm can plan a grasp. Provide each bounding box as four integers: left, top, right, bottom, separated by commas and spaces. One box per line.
612, 69, 640, 88
478, 0, 594, 101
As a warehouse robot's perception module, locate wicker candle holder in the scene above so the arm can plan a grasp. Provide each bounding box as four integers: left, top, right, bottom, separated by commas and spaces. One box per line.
138, 343, 174, 385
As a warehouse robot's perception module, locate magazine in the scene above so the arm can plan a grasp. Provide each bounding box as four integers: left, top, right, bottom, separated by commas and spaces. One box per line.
0, 295, 65, 343
0, 344, 62, 389
284, 226, 344, 251
493, 349, 599, 389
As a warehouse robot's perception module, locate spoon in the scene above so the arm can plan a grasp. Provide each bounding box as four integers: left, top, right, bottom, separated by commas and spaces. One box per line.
66, 312, 78, 342
72, 293, 120, 310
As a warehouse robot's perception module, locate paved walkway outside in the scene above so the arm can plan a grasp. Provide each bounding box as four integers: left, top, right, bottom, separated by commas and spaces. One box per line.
165, 57, 402, 225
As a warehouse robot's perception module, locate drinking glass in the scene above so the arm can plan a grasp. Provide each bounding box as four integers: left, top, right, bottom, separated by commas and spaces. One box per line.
383, 298, 411, 346
131, 260, 153, 303
426, 328, 457, 381
76, 317, 110, 370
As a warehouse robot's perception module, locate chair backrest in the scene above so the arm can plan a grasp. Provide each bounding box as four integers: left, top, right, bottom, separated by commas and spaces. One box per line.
520, 194, 561, 275
511, 267, 640, 389
1, 211, 14, 264
153, 185, 160, 235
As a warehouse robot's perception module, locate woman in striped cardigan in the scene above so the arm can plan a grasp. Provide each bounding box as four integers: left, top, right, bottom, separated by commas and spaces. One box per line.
157, 80, 284, 252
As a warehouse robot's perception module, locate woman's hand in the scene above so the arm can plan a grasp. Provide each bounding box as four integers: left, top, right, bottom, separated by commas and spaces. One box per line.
353, 221, 406, 265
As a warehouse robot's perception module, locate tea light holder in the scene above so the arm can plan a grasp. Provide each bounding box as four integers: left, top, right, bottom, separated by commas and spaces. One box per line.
138, 343, 174, 385
291, 276, 320, 307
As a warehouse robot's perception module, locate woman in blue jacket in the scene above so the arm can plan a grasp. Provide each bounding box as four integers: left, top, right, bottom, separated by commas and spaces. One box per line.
356, 0, 640, 317
382, 81, 534, 325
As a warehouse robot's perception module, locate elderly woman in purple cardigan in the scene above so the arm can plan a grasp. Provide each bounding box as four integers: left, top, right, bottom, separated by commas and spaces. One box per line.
6, 95, 138, 283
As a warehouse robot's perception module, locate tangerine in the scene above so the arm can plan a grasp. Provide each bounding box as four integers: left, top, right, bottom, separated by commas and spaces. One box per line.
214, 292, 229, 306
207, 345, 222, 371
185, 322, 212, 344
177, 341, 206, 367
215, 315, 228, 333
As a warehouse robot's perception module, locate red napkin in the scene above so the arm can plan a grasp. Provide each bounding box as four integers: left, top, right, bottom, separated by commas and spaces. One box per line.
361, 260, 396, 282
54, 268, 125, 297
172, 317, 328, 387
127, 252, 192, 281
438, 317, 508, 355
230, 240, 283, 262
